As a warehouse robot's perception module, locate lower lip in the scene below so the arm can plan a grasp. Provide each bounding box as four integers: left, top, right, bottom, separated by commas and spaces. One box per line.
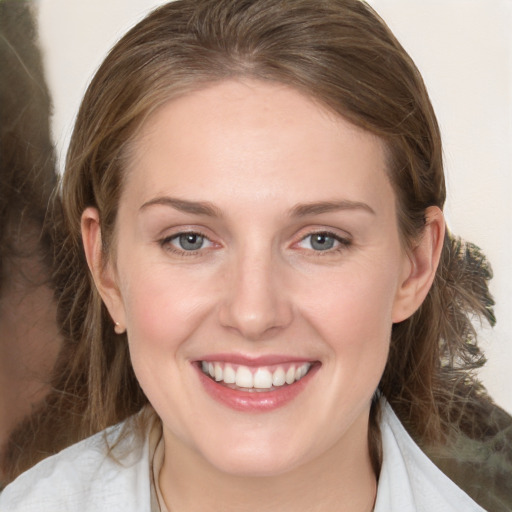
195, 364, 318, 412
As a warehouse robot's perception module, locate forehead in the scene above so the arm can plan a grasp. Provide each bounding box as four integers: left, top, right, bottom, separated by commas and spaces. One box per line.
124, 79, 393, 214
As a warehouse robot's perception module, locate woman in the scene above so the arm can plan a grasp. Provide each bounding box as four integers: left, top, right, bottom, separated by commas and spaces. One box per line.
1, 0, 510, 510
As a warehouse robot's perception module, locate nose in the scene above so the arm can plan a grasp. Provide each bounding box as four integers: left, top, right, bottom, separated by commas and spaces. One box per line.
218, 248, 293, 341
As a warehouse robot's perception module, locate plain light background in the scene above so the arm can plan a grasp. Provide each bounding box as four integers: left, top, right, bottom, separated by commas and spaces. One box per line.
36, 0, 512, 413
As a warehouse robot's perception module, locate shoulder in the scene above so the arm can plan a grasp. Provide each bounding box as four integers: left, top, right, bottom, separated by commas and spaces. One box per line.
0, 416, 152, 512
375, 401, 487, 512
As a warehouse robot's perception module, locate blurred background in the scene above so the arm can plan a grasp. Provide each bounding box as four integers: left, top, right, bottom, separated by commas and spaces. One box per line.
34, 0, 511, 412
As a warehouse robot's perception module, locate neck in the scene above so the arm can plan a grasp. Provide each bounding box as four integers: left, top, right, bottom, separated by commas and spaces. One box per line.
158, 414, 377, 512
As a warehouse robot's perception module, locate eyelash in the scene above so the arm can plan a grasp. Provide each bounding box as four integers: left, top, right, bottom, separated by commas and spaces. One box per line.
158, 230, 352, 257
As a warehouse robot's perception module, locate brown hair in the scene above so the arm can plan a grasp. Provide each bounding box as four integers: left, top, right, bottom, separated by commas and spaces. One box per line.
3, 0, 503, 498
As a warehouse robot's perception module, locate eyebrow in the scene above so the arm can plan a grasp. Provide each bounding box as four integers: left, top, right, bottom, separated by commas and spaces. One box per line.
289, 200, 376, 217
139, 197, 375, 218
139, 197, 222, 217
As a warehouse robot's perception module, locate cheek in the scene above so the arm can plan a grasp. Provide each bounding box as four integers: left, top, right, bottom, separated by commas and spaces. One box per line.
118, 261, 217, 355
297, 263, 400, 381
302, 264, 398, 338
117, 262, 216, 423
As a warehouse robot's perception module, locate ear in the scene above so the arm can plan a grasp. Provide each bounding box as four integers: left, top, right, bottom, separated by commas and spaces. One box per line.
81, 207, 126, 333
392, 206, 445, 323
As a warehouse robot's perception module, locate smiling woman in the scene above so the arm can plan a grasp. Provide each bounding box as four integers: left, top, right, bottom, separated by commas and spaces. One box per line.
1, 0, 511, 511
82, 82, 418, 484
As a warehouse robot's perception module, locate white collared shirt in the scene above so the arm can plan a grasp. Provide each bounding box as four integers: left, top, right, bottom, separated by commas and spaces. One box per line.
0, 402, 486, 511
374, 403, 485, 511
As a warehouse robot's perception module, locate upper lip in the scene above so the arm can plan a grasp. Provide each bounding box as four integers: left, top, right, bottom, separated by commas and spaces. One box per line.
196, 353, 317, 366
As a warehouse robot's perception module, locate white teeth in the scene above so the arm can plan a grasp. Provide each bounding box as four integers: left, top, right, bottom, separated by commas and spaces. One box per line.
272, 367, 286, 386
235, 366, 254, 388
253, 368, 273, 389
201, 362, 312, 389
296, 364, 308, 381
302, 363, 312, 378
214, 363, 223, 381
223, 365, 236, 384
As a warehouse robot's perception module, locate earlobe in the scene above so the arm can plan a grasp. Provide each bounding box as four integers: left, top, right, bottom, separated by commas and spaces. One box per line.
81, 207, 126, 331
392, 206, 445, 323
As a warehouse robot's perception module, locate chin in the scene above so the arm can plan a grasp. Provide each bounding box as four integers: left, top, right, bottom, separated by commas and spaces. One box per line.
197, 434, 307, 478
208, 451, 302, 478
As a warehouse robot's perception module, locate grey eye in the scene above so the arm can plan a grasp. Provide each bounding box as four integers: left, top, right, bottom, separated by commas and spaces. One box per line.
176, 233, 205, 251
309, 233, 336, 251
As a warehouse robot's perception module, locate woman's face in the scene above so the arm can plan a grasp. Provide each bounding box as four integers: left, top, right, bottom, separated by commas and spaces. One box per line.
96, 80, 418, 476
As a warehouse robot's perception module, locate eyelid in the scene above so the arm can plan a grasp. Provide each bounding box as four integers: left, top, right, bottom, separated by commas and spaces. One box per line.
160, 228, 208, 242
156, 223, 217, 243
294, 226, 352, 242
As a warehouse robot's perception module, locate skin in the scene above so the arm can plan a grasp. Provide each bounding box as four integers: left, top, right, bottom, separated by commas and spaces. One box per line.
83, 80, 444, 512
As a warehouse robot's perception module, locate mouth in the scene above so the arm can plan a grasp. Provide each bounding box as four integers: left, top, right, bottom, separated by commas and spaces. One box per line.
195, 357, 319, 412
199, 361, 313, 392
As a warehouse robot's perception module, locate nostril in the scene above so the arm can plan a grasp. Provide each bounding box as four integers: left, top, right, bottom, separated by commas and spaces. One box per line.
218, 292, 293, 340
